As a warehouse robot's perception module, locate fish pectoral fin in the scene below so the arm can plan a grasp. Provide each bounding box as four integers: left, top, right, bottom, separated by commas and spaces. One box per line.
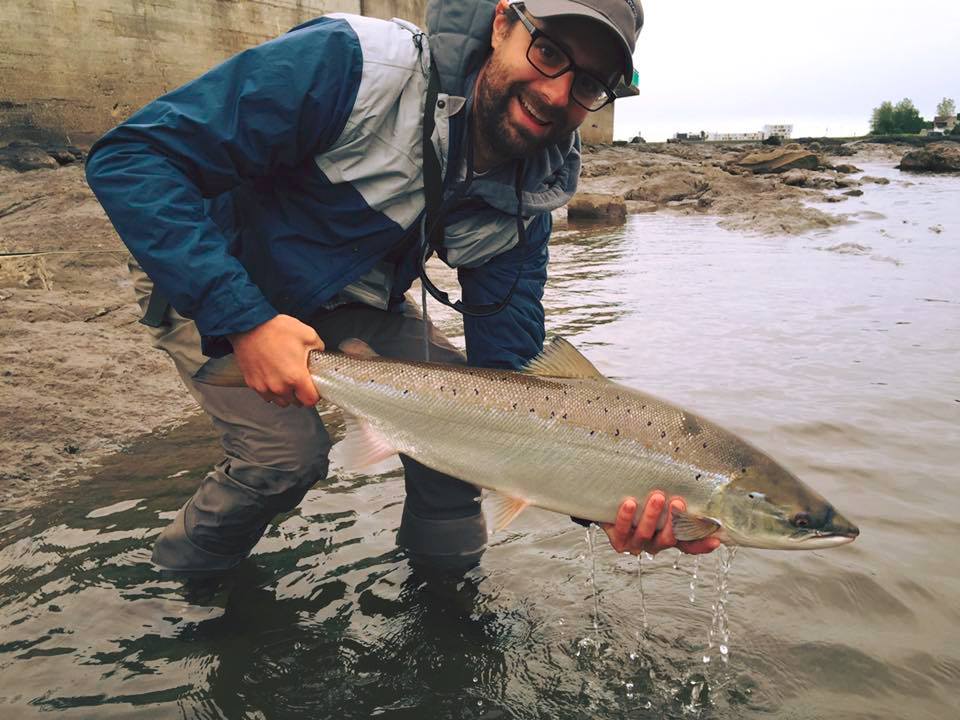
328, 413, 399, 473
192, 356, 247, 387
484, 491, 531, 533
671, 510, 722, 542
338, 338, 379, 359
522, 336, 608, 381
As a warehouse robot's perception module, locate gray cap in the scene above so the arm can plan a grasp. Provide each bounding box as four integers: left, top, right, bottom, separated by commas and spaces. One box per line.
521, 0, 644, 82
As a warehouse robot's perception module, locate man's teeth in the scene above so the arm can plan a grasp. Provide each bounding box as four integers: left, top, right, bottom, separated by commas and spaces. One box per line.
519, 97, 548, 124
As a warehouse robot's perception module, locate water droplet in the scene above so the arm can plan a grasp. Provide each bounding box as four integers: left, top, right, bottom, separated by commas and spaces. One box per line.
629, 651, 638, 661
558, 617, 565, 626
472, 676, 478, 684
625, 681, 635, 699
644, 701, 652, 709
477, 699, 483, 707
702, 654, 711, 664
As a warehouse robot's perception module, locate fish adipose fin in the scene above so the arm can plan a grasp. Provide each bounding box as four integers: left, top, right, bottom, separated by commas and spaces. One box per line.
672, 509, 722, 542
522, 337, 607, 380
192, 356, 246, 387
329, 414, 400, 473
484, 491, 531, 533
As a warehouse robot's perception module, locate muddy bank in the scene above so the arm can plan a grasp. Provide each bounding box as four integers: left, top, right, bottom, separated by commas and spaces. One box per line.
0, 140, 915, 511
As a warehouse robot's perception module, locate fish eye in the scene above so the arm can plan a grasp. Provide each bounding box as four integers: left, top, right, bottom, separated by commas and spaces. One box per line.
792, 512, 811, 528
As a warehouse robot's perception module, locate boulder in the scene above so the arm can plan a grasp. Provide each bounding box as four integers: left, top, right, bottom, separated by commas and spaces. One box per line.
898, 142, 960, 172
624, 171, 709, 204
0, 142, 59, 172
780, 169, 838, 189
843, 189, 864, 197
567, 193, 627, 223
735, 146, 821, 174
626, 200, 658, 214
861, 176, 890, 185
832, 163, 862, 174
835, 177, 861, 188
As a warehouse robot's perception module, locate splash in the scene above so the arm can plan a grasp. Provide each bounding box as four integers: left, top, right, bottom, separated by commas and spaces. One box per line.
703, 545, 738, 665
689, 555, 701, 604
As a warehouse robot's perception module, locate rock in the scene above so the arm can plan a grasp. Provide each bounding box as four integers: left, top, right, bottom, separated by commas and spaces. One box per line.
0, 142, 59, 172
825, 195, 847, 203
833, 163, 862, 174
929, 224, 943, 234
736, 147, 822, 174
624, 171, 709, 203
861, 176, 890, 185
835, 177, 861, 188
898, 142, 960, 172
780, 169, 838, 189
843, 189, 864, 197
44, 146, 85, 166
781, 169, 808, 186
567, 193, 627, 223
626, 200, 658, 214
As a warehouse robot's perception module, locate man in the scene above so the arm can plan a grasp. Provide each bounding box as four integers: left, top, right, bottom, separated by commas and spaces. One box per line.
86, 0, 719, 574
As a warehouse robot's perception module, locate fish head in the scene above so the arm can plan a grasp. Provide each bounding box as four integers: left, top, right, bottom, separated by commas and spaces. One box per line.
710, 451, 860, 550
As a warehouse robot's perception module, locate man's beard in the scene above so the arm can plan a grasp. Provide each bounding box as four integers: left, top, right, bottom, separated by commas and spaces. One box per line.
473, 55, 576, 164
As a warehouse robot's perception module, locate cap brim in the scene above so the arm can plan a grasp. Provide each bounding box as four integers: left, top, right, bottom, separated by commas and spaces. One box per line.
521, 0, 634, 82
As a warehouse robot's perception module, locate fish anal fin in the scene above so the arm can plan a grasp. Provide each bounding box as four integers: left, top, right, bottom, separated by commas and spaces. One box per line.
193, 356, 247, 387
338, 338, 379, 359
329, 413, 399, 473
484, 491, 531, 533
522, 336, 607, 380
672, 509, 722, 542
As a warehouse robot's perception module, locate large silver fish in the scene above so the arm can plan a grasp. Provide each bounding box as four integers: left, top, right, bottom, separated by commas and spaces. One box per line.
197, 337, 859, 549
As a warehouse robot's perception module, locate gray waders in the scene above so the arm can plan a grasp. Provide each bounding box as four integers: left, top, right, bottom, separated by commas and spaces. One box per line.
130, 258, 487, 574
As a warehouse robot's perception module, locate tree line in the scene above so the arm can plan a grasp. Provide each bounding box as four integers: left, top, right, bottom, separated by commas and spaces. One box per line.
870, 97, 958, 136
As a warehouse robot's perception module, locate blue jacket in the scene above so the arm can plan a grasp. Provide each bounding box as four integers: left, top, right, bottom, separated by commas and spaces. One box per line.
85, 7, 581, 369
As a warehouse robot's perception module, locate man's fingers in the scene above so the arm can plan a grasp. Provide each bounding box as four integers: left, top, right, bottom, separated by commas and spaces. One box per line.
650, 498, 684, 553
613, 498, 637, 543
295, 375, 321, 407
633, 491, 665, 544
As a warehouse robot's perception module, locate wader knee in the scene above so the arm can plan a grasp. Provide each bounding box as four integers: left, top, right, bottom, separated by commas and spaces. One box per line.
396, 456, 487, 571
153, 449, 329, 573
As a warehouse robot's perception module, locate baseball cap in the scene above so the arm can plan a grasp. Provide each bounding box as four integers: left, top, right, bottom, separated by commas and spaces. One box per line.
519, 0, 644, 83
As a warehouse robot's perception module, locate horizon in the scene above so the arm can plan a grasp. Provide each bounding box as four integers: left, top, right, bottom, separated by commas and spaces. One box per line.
614, 0, 960, 142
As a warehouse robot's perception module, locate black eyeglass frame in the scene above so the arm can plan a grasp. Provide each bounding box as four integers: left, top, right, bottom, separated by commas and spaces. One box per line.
508, 2, 619, 112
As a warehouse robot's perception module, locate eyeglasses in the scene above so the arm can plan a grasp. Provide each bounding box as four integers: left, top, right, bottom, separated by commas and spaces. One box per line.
508, 3, 618, 112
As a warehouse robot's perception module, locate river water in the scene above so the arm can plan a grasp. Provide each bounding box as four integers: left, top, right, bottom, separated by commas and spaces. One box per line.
1, 163, 958, 719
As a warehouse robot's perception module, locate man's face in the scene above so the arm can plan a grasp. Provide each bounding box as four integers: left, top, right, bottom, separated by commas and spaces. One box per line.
475, 6, 623, 163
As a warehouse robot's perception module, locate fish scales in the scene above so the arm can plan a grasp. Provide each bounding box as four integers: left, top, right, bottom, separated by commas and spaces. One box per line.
310, 352, 736, 524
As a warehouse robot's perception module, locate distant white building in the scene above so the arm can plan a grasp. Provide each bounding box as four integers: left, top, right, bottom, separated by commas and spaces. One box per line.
763, 124, 793, 139
708, 131, 763, 142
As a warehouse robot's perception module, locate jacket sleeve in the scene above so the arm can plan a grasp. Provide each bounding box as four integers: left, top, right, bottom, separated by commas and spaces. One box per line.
85, 17, 363, 347
458, 212, 550, 370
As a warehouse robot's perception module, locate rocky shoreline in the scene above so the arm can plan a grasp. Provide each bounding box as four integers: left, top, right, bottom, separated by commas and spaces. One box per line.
1, 138, 957, 512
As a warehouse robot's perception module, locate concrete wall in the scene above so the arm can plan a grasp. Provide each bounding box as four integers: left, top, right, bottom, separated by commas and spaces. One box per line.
0, 0, 431, 145
0, 0, 615, 146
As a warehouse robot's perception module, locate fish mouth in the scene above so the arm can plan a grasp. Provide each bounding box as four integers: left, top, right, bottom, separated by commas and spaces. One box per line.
795, 527, 860, 548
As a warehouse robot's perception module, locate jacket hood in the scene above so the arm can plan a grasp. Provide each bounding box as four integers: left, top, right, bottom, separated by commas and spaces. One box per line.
425, 0, 580, 215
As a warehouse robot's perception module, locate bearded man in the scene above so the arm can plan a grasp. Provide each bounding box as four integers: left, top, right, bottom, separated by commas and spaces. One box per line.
86, 0, 719, 574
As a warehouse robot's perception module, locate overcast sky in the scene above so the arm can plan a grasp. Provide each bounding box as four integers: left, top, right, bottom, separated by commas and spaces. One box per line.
613, 0, 960, 141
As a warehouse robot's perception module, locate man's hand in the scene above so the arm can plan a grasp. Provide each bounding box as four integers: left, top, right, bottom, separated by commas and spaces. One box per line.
229, 314, 324, 407
602, 491, 721, 556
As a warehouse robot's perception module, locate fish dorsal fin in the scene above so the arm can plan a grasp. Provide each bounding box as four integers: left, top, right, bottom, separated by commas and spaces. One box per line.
672, 509, 722, 542
328, 413, 400, 474
338, 338, 380, 359
522, 337, 607, 380
192, 356, 247, 387
484, 491, 531, 533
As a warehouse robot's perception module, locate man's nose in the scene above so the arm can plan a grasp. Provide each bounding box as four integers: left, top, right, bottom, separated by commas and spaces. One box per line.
537, 71, 575, 108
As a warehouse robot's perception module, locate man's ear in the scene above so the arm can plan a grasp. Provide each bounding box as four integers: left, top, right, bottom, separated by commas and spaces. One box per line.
491, 0, 512, 49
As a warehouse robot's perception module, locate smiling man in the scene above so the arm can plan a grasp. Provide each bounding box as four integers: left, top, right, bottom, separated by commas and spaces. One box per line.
86, 0, 718, 575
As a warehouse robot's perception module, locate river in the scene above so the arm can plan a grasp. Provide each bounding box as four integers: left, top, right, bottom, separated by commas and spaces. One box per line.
1, 162, 958, 719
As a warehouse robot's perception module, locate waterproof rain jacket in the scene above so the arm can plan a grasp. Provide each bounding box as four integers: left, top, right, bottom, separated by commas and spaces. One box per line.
85, 0, 581, 369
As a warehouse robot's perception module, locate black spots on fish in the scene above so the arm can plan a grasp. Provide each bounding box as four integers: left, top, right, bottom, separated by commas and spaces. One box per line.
589, 430, 595, 436
586, 399, 591, 405
695, 473, 702, 481
626, 408, 632, 414
647, 421, 652, 426
562, 413, 568, 419
440, 385, 444, 391
614, 429, 620, 437
334, 366, 339, 372
603, 408, 608, 414
674, 446, 680, 453
402, 389, 409, 395
529, 408, 535, 413
369, 378, 375, 384
550, 411, 556, 418
452, 388, 457, 396
616, 395, 621, 400
641, 404, 647, 410
545, 395, 550, 401
475, 389, 480, 395
660, 431, 666, 439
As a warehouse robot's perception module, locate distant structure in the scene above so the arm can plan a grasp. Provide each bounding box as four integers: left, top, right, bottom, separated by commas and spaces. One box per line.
929, 115, 958, 135
667, 131, 707, 143
763, 124, 793, 139
708, 131, 763, 142
706, 123, 793, 143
